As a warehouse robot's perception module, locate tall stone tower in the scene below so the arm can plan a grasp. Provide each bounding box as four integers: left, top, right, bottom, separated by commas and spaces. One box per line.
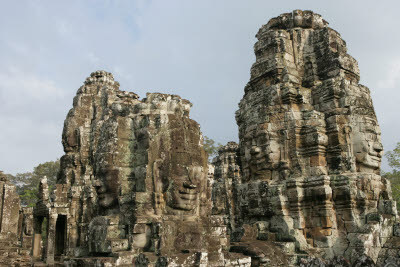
33, 71, 250, 266
232, 10, 399, 264
28, 10, 400, 267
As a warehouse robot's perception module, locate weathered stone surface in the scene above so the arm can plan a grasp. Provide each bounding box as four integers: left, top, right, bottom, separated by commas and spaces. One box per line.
0, 173, 20, 240
218, 9, 399, 265
21, 10, 400, 266
211, 142, 241, 233
0, 171, 32, 266
33, 71, 250, 266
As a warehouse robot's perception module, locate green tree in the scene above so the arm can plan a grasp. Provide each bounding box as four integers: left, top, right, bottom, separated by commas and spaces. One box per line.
383, 142, 400, 212
7, 160, 60, 207
386, 142, 400, 170
203, 136, 223, 161
8, 172, 34, 195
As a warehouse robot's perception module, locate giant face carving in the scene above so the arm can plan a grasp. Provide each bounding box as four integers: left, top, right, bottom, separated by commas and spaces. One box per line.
167, 165, 203, 212
249, 129, 282, 181
352, 117, 383, 173
163, 116, 207, 215
93, 168, 120, 211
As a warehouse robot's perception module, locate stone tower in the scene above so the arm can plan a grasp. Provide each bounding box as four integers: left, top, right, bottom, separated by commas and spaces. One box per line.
231, 10, 398, 264
28, 10, 400, 267
33, 71, 250, 266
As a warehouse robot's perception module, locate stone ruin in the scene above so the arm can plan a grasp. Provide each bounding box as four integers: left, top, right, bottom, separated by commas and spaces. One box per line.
1, 9, 400, 267
30, 70, 250, 266
0, 171, 33, 266
227, 10, 400, 266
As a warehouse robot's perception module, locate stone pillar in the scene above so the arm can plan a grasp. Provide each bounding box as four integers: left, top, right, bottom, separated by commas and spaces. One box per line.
46, 214, 58, 264
21, 207, 34, 249
33, 234, 42, 258
0, 183, 20, 240
32, 217, 44, 259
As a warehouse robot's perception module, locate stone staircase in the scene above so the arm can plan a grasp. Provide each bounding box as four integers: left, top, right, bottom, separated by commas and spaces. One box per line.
0, 240, 31, 267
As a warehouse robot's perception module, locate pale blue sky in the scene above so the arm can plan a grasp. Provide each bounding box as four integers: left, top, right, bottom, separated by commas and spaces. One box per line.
1, 0, 400, 174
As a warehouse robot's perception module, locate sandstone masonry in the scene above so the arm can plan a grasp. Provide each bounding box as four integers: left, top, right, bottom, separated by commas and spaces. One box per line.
0, 172, 32, 267
228, 10, 399, 266
0, 9, 398, 267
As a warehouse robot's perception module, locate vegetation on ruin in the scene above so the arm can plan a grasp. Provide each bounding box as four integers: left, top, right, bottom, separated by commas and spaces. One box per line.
203, 136, 223, 161
383, 142, 400, 212
6, 160, 59, 207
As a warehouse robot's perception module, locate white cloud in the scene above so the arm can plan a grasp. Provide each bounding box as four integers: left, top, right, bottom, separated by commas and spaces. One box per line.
0, 116, 63, 175
2, 0, 400, 175
0, 67, 65, 102
87, 52, 101, 64
377, 58, 400, 89
5, 41, 30, 55
0, 68, 67, 174
56, 20, 70, 35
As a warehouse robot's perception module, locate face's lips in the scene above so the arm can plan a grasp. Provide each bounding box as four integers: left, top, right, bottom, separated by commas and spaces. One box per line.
174, 202, 195, 211
172, 184, 199, 210
179, 187, 197, 194
179, 182, 198, 195
95, 184, 109, 200
183, 182, 197, 189
357, 153, 381, 169
367, 154, 381, 168
172, 193, 197, 210
368, 151, 382, 158
368, 155, 381, 164
180, 194, 197, 200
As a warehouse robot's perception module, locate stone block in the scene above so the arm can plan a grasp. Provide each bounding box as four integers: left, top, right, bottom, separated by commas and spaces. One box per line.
310, 155, 327, 167
17, 9, 400, 267
111, 239, 129, 252
393, 223, 400, 237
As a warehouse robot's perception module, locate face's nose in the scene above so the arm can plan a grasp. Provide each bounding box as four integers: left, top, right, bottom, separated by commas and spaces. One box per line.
373, 142, 383, 152
93, 180, 107, 194
251, 147, 261, 155
93, 180, 103, 188
372, 142, 383, 157
373, 142, 383, 158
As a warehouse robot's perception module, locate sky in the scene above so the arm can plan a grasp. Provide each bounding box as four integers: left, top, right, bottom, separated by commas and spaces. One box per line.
1, 0, 400, 175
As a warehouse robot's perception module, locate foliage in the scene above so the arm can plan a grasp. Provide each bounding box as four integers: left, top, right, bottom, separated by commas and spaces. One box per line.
41, 217, 48, 241
386, 142, 400, 170
203, 136, 223, 161
7, 159, 60, 207
383, 170, 400, 212
383, 142, 400, 212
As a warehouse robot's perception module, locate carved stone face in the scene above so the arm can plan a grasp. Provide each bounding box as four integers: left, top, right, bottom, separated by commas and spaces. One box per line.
94, 169, 120, 210
352, 118, 383, 172
167, 165, 203, 212
250, 131, 281, 176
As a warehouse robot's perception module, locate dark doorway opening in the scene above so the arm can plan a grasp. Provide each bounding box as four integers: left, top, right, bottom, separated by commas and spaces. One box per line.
55, 215, 66, 256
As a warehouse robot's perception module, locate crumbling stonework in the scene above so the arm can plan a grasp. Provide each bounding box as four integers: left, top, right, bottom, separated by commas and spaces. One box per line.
0, 172, 32, 266
23, 10, 400, 267
228, 9, 399, 265
32, 71, 250, 266
211, 142, 241, 226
